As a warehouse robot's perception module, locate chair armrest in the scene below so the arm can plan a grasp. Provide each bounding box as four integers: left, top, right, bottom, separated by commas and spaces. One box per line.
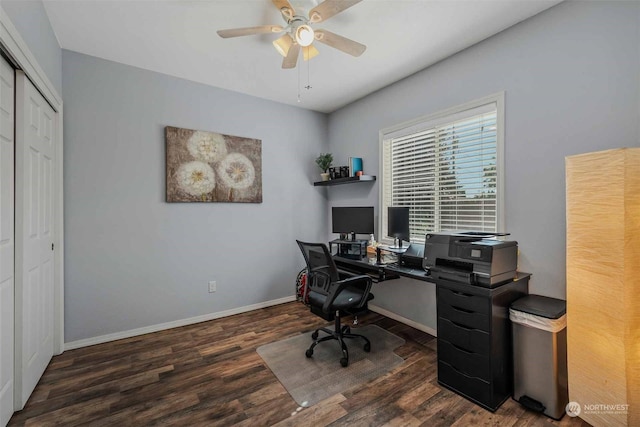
322, 274, 372, 314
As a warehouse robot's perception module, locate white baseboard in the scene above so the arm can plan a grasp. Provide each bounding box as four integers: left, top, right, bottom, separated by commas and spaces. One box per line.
368, 304, 437, 337
64, 297, 435, 351
64, 295, 296, 351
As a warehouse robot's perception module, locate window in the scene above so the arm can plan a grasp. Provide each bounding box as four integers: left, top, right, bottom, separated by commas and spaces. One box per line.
380, 93, 504, 242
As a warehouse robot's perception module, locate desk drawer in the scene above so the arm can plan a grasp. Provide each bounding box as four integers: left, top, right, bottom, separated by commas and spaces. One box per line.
438, 338, 491, 382
439, 287, 490, 315
437, 302, 490, 331
438, 360, 495, 411
438, 317, 490, 354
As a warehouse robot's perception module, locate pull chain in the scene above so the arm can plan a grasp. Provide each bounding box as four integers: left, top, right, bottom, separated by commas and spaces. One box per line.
305, 46, 311, 90
297, 53, 301, 103
297, 47, 313, 102
305, 51, 312, 91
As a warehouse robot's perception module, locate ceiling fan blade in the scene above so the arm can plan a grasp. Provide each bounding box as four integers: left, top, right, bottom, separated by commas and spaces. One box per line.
217, 25, 283, 38
309, 0, 362, 23
272, 0, 295, 18
314, 29, 366, 57
282, 43, 300, 69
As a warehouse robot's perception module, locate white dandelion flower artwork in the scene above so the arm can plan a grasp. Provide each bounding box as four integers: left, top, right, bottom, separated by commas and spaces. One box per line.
216, 151, 261, 202
176, 161, 215, 200
166, 126, 262, 203
187, 131, 227, 163
218, 153, 255, 188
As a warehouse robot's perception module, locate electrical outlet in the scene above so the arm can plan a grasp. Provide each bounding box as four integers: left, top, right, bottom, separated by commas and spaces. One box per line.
208, 281, 216, 293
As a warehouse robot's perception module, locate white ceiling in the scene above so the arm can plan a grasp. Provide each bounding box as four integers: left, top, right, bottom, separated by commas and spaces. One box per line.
43, 0, 562, 113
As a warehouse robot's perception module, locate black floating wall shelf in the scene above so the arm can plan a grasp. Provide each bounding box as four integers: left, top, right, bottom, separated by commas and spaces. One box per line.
313, 175, 376, 187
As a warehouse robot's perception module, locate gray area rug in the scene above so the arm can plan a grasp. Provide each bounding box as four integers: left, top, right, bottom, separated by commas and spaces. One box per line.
257, 324, 405, 407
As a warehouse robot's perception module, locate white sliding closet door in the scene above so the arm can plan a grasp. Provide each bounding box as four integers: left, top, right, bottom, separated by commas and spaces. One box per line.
0, 56, 15, 426
15, 71, 55, 408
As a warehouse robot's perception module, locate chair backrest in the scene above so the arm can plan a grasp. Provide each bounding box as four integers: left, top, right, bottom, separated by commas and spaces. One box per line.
296, 240, 340, 296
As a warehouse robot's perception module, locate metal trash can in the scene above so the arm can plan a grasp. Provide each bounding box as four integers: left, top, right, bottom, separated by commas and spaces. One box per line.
510, 295, 568, 420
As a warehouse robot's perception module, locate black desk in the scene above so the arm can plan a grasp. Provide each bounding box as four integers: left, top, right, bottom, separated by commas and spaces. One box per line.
332, 249, 531, 413
333, 249, 430, 283
334, 251, 526, 287
334, 253, 398, 282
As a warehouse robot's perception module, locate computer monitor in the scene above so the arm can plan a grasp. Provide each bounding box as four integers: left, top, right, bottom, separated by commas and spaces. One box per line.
332, 206, 374, 239
388, 206, 410, 249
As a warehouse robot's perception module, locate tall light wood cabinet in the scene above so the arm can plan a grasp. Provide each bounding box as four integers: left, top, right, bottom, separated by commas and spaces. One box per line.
565, 148, 639, 427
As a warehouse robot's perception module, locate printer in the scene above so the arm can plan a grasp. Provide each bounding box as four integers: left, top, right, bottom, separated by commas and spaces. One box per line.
422, 232, 518, 287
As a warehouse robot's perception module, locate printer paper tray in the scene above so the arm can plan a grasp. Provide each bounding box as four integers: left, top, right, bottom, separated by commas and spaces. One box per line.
430, 267, 476, 285
430, 267, 516, 288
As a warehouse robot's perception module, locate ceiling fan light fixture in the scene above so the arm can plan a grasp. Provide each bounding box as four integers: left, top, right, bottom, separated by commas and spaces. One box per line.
303, 45, 319, 61
218, 0, 367, 70
295, 25, 315, 47
273, 34, 293, 57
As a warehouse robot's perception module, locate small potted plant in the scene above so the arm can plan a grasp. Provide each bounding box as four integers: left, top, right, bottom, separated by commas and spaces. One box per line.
315, 153, 333, 181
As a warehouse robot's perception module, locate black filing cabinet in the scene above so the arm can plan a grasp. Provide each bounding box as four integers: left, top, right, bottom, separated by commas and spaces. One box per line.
435, 273, 530, 412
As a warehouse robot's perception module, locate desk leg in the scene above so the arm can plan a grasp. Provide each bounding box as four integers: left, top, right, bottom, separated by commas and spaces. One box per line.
376, 247, 381, 265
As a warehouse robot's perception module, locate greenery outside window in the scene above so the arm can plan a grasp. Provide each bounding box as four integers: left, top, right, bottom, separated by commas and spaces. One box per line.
379, 93, 504, 243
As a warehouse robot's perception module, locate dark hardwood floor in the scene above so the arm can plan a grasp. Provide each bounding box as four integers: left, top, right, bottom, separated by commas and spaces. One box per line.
9, 302, 589, 426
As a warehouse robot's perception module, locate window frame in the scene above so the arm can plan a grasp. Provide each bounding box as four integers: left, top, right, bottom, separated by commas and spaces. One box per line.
378, 92, 505, 244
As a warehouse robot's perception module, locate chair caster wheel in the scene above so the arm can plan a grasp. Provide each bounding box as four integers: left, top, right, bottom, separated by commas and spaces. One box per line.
363, 343, 371, 353
340, 358, 349, 367
305, 349, 313, 358
311, 331, 318, 340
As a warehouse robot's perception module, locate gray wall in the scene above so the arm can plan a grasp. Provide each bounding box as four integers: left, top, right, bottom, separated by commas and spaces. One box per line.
2, 0, 62, 96
63, 51, 328, 342
327, 0, 640, 331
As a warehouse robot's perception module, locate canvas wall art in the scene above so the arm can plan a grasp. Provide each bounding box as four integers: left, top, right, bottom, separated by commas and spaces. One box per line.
166, 126, 262, 203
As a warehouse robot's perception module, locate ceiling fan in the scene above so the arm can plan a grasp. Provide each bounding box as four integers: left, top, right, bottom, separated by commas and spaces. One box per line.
217, 0, 366, 69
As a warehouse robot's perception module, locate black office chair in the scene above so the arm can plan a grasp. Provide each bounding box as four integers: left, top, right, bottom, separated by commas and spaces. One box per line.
296, 240, 374, 367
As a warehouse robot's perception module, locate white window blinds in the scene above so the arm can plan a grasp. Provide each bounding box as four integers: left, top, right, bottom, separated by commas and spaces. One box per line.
381, 100, 501, 241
